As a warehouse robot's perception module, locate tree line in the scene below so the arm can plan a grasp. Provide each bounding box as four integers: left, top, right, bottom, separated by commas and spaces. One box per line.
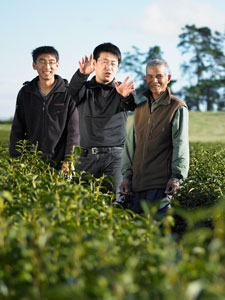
119, 24, 225, 111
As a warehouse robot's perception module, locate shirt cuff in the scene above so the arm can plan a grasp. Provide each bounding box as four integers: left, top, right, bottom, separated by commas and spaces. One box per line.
170, 176, 183, 184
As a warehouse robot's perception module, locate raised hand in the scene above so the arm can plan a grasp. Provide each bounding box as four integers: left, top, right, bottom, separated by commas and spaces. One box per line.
79, 53, 96, 75
114, 76, 135, 98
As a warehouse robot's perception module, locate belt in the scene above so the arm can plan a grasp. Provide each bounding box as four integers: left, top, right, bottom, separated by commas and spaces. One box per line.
81, 146, 123, 155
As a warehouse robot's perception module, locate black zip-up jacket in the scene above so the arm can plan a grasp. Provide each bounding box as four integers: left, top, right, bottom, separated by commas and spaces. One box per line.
68, 70, 137, 148
9, 75, 80, 169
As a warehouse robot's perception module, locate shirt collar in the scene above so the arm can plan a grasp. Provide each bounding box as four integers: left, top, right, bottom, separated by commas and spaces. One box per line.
87, 76, 116, 89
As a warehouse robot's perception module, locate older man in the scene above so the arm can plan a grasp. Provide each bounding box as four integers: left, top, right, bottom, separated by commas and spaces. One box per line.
120, 59, 189, 214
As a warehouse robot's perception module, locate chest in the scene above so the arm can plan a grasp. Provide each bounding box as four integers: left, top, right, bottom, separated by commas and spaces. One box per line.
134, 103, 174, 142
81, 88, 121, 116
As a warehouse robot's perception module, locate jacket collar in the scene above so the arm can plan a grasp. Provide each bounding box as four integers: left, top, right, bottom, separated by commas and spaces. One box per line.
143, 86, 172, 106
23, 75, 68, 94
86, 76, 116, 89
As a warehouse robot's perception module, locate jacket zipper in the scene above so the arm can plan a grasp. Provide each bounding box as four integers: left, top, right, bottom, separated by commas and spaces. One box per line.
42, 100, 46, 146
140, 103, 152, 186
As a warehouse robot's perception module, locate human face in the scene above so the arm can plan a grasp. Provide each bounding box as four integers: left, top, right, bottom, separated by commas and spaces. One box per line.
95, 52, 119, 84
145, 65, 171, 100
33, 54, 59, 82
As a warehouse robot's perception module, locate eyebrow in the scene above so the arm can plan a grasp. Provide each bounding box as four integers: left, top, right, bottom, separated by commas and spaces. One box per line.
101, 58, 117, 62
146, 73, 163, 76
38, 58, 56, 61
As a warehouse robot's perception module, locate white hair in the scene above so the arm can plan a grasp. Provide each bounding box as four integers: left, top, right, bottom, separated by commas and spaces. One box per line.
146, 59, 171, 76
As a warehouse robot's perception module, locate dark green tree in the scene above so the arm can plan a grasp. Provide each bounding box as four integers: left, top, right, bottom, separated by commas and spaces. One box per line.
178, 24, 225, 111
119, 46, 176, 103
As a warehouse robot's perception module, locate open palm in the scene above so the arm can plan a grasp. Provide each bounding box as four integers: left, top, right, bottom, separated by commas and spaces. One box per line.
79, 54, 96, 75
114, 76, 135, 98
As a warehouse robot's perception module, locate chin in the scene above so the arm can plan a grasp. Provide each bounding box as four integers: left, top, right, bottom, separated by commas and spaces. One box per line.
151, 88, 161, 93
104, 78, 112, 83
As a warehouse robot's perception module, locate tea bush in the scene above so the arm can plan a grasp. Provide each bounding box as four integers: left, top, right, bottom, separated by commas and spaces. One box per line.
0, 141, 225, 299
175, 142, 225, 208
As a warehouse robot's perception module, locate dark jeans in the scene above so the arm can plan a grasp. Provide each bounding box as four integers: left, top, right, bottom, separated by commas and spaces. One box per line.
76, 148, 123, 201
133, 189, 171, 215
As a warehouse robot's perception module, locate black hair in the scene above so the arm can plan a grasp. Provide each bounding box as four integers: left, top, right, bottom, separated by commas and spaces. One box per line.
93, 42, 122, 64
32, 46, 59, 63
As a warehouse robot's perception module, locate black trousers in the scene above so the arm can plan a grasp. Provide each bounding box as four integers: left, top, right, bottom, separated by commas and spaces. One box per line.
76, 148, 123, 201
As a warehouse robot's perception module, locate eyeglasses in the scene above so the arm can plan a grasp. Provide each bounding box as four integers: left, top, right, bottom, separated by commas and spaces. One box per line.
145, 74, 165, 80
36, 59, 57, 67
98, 59, 118, 69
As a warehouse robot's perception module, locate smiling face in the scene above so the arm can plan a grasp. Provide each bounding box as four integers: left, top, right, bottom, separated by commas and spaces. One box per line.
95, 52, 119, 84
145, 65, 171, 100
32, 54, 59, 83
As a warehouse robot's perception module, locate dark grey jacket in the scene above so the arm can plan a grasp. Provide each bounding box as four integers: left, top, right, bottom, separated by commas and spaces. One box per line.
9, 75, 80, 169
68, 70, 137, 148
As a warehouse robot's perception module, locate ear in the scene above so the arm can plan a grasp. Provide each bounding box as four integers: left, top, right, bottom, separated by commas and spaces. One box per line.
168, 74, 172, 83
32, 62, 37, 70
117, 64, 120, 70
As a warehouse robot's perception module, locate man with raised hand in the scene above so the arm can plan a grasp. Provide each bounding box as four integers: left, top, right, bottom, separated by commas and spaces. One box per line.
69, 42, 137, 202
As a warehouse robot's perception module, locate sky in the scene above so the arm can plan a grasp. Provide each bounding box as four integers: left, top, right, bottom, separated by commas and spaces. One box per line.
0, 0, 224, 120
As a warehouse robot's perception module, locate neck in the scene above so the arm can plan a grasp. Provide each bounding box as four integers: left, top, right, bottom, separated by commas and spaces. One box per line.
95, 76, 112, 85
39, 77, 57, 95
152, 92, 162, 101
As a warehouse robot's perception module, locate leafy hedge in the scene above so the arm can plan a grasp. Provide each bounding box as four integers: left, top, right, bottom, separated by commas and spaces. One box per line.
0, 142, 224, 299
175, 143, 225, 208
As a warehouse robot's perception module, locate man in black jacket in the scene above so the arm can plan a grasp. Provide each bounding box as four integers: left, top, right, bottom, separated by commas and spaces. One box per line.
68, 42, 137, 201
9, 46, 80, 169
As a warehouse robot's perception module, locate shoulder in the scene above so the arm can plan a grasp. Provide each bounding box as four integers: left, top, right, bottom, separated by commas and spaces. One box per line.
18, 81, 31, 96
20, 76, 38, 92
134, 100, 148, 118
136, 100, 148, 109
55, 75, 68, 87
23, 81, 30, 86
170, 94, 188, 109
85, 76, 100, 89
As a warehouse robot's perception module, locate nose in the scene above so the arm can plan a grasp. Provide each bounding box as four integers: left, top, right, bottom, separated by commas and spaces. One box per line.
152, 76, 158, 82
45, 62, 51, 69
105, 63, 111, 70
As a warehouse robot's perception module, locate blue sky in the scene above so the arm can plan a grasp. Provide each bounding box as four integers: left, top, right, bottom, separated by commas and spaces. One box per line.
0, 0, 224, 119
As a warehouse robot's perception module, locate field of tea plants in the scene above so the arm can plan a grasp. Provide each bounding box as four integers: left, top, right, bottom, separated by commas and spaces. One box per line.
0, 122, 225, 299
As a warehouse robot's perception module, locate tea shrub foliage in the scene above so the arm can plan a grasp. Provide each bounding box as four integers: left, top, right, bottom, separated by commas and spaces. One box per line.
0, 141, 224, 300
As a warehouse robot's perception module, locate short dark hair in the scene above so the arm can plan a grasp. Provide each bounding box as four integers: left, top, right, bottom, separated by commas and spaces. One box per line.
32, 46, 59, 63
146, 59, 171, 75
93, 43, 122, 64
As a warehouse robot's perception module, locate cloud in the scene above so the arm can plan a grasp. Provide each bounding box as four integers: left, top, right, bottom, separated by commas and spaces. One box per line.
139, 0, 225, 38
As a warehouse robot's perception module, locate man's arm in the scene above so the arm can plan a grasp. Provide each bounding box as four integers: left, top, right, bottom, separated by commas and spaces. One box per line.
68, 54, 95, 105
120, 119, 136, 194
61, 101, 80, 175
114, 77, 137, 111
120, 93, 137, 112
165, 106, 189, 194
9, 91, 27, 157
68, 70, 89, 105
64, 103, 80, 159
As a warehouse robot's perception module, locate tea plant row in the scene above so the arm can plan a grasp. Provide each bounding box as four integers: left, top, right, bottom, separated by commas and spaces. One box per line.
0, 142, 224, 299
